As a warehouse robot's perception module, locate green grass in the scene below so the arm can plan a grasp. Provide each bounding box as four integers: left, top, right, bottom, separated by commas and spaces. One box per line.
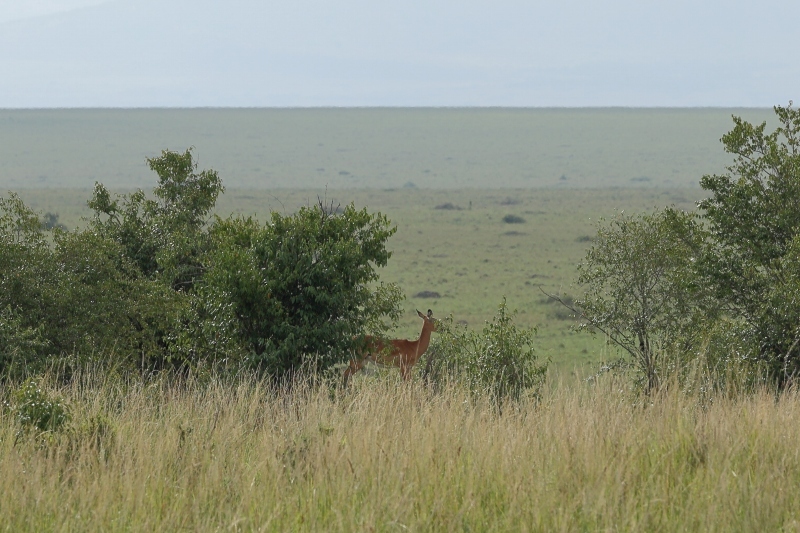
3, 371, 800, 532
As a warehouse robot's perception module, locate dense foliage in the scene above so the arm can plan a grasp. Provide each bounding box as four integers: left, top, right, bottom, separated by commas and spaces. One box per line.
183, 204, 402, 375
576, 103, 800, 389
0, 149, 402, 380
698, 104, 800, 382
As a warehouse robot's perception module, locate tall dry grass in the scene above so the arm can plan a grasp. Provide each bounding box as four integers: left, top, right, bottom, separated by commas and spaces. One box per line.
2, 371, 800, 532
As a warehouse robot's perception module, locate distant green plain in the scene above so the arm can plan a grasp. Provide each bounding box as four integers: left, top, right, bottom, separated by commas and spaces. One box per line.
1, 108, 774, 370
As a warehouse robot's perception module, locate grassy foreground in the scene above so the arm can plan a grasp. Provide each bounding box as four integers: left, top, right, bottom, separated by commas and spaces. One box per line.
2, 372, 800, 532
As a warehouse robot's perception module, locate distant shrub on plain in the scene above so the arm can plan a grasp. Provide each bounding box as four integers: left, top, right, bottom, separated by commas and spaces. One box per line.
502, 214, 525, 224
414, 290, 441, 299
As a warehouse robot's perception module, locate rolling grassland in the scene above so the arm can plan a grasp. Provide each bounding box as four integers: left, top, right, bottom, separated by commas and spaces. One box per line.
2, 372, 800, 532
0, 107, 773, 191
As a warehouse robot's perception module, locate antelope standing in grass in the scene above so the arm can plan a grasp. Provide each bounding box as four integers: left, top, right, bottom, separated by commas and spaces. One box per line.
343, 309, 437, 385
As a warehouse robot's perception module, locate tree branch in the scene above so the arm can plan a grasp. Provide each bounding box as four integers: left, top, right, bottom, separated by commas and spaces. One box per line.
538, 286, 639, 360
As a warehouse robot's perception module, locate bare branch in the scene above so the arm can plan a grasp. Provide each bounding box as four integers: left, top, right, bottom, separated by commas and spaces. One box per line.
538, 286, 639, 360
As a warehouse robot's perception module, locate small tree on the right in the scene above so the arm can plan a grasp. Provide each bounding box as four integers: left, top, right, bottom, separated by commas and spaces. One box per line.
698, 102, 800, 383
574, 208, 712, 394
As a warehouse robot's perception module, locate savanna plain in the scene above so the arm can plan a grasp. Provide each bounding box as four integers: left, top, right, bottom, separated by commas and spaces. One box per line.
3, 108, 799, 531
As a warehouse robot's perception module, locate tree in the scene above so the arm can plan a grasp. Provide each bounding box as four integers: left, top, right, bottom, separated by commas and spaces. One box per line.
0, 194, 59, 377
569, 208, 712, 393
698, 102, 800, 381
88, 148, 223, 289
0, 192, 182, 377
48, 229, 184, 370
1, 149, 403, 381
186, 201, 404, 377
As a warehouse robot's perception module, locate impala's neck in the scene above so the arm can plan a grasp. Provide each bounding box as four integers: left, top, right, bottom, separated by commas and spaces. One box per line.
415, 323, 434, 355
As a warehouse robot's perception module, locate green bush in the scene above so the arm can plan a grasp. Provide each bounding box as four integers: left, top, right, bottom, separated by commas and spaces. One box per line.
502, 214, 525, 224
425, 298, 547, 403
0, 149, 402, 381
186, 202, 403, 377
574, 208, 714, 394
697, 102, 800, 384
5, 379, 70, 433
0, 194, 58, 377
0, 191, 186, 375
0, 305, 50, 380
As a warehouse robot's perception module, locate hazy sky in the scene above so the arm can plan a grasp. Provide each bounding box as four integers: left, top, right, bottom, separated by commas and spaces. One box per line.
0, 0, 796, 107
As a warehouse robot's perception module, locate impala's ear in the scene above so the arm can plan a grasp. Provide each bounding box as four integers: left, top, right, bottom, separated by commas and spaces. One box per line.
417, 309, 424, 318
427, 309, 433, 318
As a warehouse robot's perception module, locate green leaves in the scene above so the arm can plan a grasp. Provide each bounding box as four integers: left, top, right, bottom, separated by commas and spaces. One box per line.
576, 209, 712, 393
0, 193, 47, 248
196, 202, 403, 376
426, 298, 547, 403
0, 149, 400, 381
88, 148, 223, 287
577, 103, 800, 389
0, 306, 49, 380
148, 148, 224, 229
698, 103, 800, 381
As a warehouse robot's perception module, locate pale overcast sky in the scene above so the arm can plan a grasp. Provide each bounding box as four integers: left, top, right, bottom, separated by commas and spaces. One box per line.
0, 0, 796, 107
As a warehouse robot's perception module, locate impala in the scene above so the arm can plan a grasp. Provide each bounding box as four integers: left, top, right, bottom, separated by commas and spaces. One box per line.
343, 309, 438, 385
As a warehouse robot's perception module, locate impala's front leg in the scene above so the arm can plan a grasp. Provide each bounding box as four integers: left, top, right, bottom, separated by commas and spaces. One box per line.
342, 358, 362, 386
400, 360, 412, 380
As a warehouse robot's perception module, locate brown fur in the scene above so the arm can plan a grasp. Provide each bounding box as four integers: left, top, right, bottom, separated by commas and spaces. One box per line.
343, 309, 437, 385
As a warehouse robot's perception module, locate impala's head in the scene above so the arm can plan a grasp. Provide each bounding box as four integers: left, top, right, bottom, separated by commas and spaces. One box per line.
416, 309, 438, 331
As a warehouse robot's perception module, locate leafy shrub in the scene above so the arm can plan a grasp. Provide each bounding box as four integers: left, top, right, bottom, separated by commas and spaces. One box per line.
0, 149, 402, 381
414, 291, 441, 299
41, 212, 67, 231
0, 305, 50, 380
88, 148, 224, 287
425, 298, 547, 403
696, 102, 800, 384
574, 208, 714, 394
6, 379, 70, 433
0, 192, 185, 376
176, 201, 403, 377
49, 229, 185, 371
